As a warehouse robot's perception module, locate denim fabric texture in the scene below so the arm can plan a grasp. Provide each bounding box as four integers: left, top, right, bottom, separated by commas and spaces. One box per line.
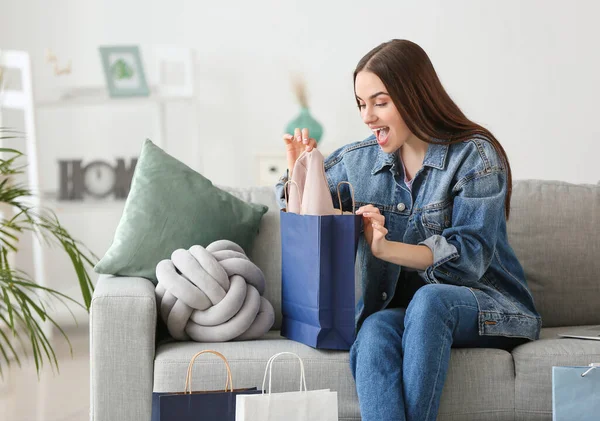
276, 135, 541, 341
350, 284, 527, 421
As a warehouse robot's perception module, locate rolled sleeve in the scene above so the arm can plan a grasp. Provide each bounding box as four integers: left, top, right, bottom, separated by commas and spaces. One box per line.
417, 235, 460, 283
417, 169, 507, 285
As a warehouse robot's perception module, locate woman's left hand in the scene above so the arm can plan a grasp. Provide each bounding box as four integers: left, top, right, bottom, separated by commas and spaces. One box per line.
356, 204, 389, 258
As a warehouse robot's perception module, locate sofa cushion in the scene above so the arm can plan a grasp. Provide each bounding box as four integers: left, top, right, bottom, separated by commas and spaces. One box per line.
154, 332, 517, 421
94, 139, 268, 283
221, 186, 283, 330
508, 180, 600, 327
437, 348, 516, 421
512, 326, 600, 421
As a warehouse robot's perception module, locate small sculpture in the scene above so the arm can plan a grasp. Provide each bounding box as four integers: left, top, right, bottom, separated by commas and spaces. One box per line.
45, 48, 72, 76
285, 74, 324, 144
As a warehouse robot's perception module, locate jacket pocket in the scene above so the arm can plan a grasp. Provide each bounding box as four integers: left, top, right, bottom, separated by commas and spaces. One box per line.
479, 275, 521, 313
420, 199, 453, 236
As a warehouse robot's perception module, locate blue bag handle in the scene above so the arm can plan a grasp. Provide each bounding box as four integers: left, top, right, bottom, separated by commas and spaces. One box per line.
285, 179, 357, 215
336, 181, 356, 215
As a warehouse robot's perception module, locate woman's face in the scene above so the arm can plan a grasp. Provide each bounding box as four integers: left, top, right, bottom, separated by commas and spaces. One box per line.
355, 71, 414, 153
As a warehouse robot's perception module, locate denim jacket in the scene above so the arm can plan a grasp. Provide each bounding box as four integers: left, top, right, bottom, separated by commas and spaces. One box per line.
276, 135, 542, 340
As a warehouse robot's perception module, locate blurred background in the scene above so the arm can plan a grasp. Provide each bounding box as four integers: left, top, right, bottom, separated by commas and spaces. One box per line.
0, 0, 599, 420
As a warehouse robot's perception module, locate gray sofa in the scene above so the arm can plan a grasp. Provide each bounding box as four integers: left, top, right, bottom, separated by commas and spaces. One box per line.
90, 179, 600, 421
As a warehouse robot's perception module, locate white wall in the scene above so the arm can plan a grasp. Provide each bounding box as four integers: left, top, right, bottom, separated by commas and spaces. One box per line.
1, 0, 599, 324
2, 0, 599, 186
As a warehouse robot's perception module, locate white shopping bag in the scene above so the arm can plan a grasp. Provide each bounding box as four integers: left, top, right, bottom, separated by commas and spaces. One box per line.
236, 352, 338, 421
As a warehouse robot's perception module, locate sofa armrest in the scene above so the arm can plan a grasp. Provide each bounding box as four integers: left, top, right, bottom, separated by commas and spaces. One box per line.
90, 274, 157, 421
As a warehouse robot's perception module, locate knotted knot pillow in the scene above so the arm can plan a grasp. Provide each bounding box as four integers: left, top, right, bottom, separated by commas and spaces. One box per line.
155, 240, 275, 342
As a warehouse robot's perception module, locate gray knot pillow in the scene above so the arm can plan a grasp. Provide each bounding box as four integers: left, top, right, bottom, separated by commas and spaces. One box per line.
155, 240, 275, 342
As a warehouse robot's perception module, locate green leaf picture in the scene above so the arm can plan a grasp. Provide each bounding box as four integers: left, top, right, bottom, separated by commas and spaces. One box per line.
99, 45, 149, 97
110, 58, 135, 80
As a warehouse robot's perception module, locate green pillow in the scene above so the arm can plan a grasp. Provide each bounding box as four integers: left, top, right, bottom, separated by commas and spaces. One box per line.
94, 139, 268, 283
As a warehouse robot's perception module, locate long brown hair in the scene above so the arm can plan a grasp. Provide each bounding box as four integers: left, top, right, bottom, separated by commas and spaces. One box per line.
354, 39, 513, 219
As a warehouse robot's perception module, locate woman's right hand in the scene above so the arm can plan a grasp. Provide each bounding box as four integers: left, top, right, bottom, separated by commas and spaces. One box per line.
283, 128, 318, 174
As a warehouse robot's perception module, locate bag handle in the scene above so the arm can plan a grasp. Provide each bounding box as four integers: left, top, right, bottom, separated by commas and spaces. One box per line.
184, 350, 233, 394
336, 181, 356, 215
582, 362, 600, 377
285, 179, 357, 215
261, 352, 307, 394
283, 179, 300, 210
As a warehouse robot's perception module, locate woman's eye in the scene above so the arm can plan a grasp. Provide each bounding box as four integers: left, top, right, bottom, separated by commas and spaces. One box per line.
358, 104, 366, 110
375, 103, 387, 107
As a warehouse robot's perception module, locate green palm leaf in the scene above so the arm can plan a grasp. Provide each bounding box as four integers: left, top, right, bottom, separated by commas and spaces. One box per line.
0, 126, 96, 377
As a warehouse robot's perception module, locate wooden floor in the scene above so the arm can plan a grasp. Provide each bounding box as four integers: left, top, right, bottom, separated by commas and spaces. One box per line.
0, 326, 90, 421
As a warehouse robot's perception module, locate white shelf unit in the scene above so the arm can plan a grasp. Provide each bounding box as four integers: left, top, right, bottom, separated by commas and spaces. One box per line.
36, 89, 198, 153
0, 50, 47, 333
31, 88, 199, 328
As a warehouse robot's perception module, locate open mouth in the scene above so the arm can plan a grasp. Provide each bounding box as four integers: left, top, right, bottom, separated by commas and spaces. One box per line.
373, 127, 390, 145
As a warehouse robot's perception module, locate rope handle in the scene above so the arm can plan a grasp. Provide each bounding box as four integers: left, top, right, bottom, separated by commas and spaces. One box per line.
184, 350, 233, 394
336, 181, 356, 215
285, 179, 356, 215
582, 363, 600, 377
283, 179, 300, 211
261, 352, 307, 394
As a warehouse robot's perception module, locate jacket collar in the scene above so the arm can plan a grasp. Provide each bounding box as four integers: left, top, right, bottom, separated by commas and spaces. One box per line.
371, 140, 449, 175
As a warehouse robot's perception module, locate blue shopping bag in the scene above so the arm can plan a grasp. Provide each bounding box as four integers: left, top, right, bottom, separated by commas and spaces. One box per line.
552, 364, 600, 421
151, 350, 262, 421
280, 181, 361, 350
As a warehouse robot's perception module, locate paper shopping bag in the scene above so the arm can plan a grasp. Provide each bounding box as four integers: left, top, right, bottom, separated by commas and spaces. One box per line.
236, 352, 338, 421
151, 350, 261, 421
280, 181, 361, 350
552, 364, 600, 421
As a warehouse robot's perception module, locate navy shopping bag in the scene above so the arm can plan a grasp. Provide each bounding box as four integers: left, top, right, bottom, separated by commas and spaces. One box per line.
552, 364, 600, 421
151, 350, 262, 421
280, 181, 362, 350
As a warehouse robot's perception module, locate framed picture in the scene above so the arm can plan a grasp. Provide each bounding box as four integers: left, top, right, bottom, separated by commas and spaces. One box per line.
99, 45, 150, 97
153, 45, 194, 98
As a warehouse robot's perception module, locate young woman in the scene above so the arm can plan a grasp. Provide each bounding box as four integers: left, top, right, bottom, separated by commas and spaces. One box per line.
277, 39, 541, 421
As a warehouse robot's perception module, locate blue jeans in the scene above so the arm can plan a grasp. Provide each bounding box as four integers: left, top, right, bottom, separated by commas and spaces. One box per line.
349, 284, 526, 421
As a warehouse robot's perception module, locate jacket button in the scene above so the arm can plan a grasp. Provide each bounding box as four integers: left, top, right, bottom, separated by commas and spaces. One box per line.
397, 203, 406, 211
381, 292, 388, 301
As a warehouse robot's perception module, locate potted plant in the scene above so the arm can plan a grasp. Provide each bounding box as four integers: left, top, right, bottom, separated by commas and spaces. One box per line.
0, 91, 96, 377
